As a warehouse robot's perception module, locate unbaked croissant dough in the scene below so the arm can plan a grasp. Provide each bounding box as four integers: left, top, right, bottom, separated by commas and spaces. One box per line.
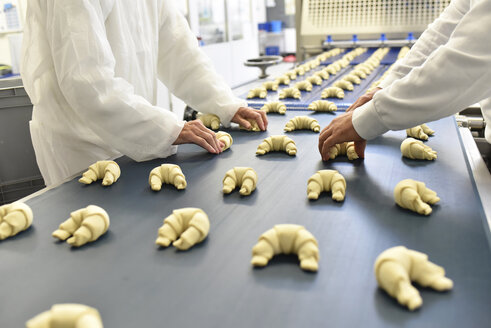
308, 100, 337, 112
155, 208, 209, 251
275, 75, 291, 85
256, 135, 297, 156
306, 75, 323, 86
0, 202, 33, 240
251, 224, 319, 272
198, 113, 221, 130
247, 87, 268, 98
285, 70, 297, 80
351, 69, 367, 79
149, 164, 187, 191
262, 81, 279, 91
79, 160, 121, 186
325, 65, 338, 75
216, 131, 233, 151
394, 179, 440, 215
240, 119, 261, 132
261, 101, 287, 115
307, 169, 346, 201
406, 124, 435, 140
52, 205, 109, 247
222, 167, 258, 196
401, 138, 437, 160
374, 246, 453, 311
284, 116, 320, 132
333, 80, 354, 91
313, 70, 329, 80
342, 74, 361, 85
321, 87, 345, 99
294, 66, 305, 76
26, 303, 103, 328
294, 80, 313, 91
328, 142, 359, 160
279, 87, 301, 99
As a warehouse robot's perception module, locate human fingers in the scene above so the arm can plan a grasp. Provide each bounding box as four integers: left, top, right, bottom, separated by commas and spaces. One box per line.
320, 135, 340, 161
318, 125, 333, 154
354, 140, 366, 158
192, 121, 222, 152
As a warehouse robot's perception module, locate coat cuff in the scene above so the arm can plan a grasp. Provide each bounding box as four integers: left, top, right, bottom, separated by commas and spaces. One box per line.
352, 101, 389, 140
219, 98, 248, 127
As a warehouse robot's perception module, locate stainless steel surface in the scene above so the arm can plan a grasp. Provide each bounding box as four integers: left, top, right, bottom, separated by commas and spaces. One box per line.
244, 55, 284, 79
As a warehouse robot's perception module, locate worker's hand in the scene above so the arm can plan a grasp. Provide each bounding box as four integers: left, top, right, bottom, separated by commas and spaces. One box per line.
173, 120, 223, 154
346, 87, 382, 112
231, 107, 268, 131
318, 111, 366, 161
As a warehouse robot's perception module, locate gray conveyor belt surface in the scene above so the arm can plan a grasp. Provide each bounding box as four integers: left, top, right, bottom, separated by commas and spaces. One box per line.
1, 112, 491, 327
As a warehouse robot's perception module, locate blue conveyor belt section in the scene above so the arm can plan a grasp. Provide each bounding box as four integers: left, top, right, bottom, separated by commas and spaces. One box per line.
243, 47, 397, 111
244, 65, 389, 111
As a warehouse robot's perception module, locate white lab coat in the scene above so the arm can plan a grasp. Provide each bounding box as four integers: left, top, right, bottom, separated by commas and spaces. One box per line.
352, 0, 491, 144
21, 0, 247, 186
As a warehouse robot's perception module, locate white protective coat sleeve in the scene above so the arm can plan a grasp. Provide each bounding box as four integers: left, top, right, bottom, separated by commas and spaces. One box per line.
45, 0, 182, 161
156, 2, 247, 125
377, 0, 467, 89
352, 0, 491, 143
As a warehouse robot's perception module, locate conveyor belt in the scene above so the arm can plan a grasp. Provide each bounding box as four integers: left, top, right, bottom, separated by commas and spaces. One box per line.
1, 112, 490, 327
244, 47, 401, 111
245, 65, 389, 110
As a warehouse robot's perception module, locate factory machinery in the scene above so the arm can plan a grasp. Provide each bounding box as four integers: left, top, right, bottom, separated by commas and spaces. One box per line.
2, 1, 490, 327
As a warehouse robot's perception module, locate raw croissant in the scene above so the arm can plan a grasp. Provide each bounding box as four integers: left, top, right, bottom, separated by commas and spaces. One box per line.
328, 142, 359, 160
155, 208, 210, 251
261, 101, 287, 114
313, 70, 329, 80
307, 169, 346, 201
222, 167, 258, 196
333, 80, 354, 91
294, 66, 305, 76
325, 65, 337, 75
374, 246, 453, 311
306, 75, 323, 85
406, 124, 435, 140
149, 164, 187, 191
0, 202, 33, 240
256, 135, 297, 156
26, 304, 103, 328
285, 70, 297, 80
52, 205, 110, 247
294, 80, 313, 91
350, 69, 367, 79
79, 160, 121, 186
279, 87, 301, 99
401, 138, 437, 160
308, 100, 337, 112
251, 224, 319, 272
284, 116, 320, 132
262, 81, 279, 91
354, 65, 371, 75
216, 131, 233, 151
342, 74, 361, 84
394, 179, 440, 215
275, 75, 291, 85
240, 119, 261, 132
321, 87, 344, 99
198, 113, 221, 130
247, 87, 268, 98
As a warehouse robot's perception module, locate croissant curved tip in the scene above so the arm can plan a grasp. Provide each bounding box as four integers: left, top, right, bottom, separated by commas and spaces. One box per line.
52, 229, 70, 241
239, 187, 251, 196
307, 192, 319, 200
173, 238, 192, 251
300, 259, 318, 272
251, 256, 268, 267
150, 184, 162, 191
78, 177, 92, 184
156, 237, 171, 247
